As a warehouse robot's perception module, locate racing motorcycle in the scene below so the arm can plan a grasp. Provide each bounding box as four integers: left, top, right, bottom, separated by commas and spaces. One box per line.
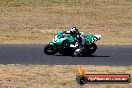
44, 31, 101, 56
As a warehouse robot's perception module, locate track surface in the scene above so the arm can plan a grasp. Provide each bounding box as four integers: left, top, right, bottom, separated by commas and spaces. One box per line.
0, 45, 132, 66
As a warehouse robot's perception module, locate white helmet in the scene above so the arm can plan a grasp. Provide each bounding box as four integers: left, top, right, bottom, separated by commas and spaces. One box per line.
70, 27, 79, 35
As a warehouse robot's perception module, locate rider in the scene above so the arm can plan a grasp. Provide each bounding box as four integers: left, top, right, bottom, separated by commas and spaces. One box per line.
69, 26, 86, 56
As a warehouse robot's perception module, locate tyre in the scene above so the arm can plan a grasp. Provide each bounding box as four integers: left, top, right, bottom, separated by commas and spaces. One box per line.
89, 43, 97, 55
83, 43, 97, 56
44, 44, 56, 55
76, 76, 86, 85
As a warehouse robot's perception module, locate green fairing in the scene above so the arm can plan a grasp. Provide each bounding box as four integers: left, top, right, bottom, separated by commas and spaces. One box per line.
86, 34, 96, 44
55, 32, 75, 45
66, 34, 75, 42
56, 31, 63, 37
53, 31, 96, 46
56, 38, 66, 45
49, 42, 54, 45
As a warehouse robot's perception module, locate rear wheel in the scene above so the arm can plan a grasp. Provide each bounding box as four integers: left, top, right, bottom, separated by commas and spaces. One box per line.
83, 43, 97, 56
89, 43, 97, 55
44, 44, 56, 55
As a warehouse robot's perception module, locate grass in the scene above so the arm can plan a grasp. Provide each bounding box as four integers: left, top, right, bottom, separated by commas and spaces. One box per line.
0, 65, 131, 88
0, 0, 131, 44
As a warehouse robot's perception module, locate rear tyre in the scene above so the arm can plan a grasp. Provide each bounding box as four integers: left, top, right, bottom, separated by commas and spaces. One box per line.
83, 43, 97, 56
89, 43, 97, 55
44, 44, 56, 55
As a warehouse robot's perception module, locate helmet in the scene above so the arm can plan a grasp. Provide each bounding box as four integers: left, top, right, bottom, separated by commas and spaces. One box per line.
70, 27, 79, 36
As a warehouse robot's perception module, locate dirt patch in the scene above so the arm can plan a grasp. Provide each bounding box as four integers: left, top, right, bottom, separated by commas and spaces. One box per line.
35, 29, 57, 35
0, 65, 131, 88
0, 0, 131, 44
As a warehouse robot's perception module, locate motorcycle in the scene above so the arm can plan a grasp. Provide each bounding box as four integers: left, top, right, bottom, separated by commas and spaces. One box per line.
44, 31, 101, 56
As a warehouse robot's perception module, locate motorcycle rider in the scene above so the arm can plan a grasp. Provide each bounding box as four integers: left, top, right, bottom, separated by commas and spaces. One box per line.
69, 27, 86, 56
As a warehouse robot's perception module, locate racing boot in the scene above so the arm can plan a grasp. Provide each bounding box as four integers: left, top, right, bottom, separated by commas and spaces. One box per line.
72, 48, 82, 57
72, 45, 84, 57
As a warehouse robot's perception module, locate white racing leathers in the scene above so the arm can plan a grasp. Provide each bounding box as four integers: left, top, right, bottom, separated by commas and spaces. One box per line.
73, 32, 86, 56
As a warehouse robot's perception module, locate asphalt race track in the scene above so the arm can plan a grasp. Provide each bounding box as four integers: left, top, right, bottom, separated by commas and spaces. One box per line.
0, 45, 132, 66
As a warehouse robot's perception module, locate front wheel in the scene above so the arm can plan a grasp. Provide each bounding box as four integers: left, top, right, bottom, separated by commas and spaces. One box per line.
44, 44, 56, 55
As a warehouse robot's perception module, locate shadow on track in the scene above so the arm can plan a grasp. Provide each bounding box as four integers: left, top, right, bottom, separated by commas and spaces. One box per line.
54, 54, 110, 58
84, 55, 110, 57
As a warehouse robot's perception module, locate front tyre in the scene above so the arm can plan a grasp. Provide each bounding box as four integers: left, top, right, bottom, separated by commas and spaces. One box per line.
44, 44, 56, 55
